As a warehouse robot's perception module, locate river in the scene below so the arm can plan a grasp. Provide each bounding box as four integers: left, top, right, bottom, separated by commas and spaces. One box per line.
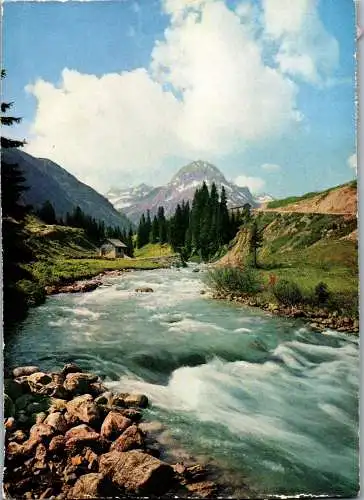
5, 266, 359, 497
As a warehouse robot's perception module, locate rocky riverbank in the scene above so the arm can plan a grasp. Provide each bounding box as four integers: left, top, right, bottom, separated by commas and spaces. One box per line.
211, 291, 359, 334
4, 364, 219, 499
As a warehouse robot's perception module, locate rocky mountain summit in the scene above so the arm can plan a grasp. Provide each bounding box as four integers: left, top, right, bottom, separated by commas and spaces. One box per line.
4, 363, 220, 499
106, 160, 257, 224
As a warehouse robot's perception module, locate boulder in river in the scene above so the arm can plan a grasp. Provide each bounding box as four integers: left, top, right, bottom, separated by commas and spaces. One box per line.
63, 372, 99, 396
61, 363, 83, 376
101, 411, 132, 440
29, 423, 54, 443
70, 473, 115, 499
49, 435, 66, 454
66, 394, 101, 426
123, 393, 149, 409
44, 412, 68, 434
135, 287, 154, 293
13, 366, 40, 378
99, 450, 175, 494
110, 424, 145, 452
64, 424, 101, 453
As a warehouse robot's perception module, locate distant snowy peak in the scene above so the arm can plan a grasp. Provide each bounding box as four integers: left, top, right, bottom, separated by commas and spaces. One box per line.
171, 160, 225, 185
106, 161, 257, 224
106, 183, 154, 210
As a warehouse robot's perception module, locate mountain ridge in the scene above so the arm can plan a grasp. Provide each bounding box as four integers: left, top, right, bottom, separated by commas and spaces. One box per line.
3, 148, 132, 230
107, 160, 257, 224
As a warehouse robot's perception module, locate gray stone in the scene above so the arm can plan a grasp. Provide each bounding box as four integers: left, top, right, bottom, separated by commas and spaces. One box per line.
13, 366, 40, 378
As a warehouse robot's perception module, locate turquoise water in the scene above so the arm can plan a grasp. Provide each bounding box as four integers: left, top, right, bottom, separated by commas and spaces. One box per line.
6, 267, 359, 497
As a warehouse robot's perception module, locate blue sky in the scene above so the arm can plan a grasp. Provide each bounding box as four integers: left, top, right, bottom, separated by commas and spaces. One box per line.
3, 0, 357, 197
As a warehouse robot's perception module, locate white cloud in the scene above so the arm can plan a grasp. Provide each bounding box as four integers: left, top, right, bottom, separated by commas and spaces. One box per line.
25, 69, 182, 190
25, 0, 305, 192
347, 153, 357, 174
263, 0, 339, 84
235, 175, 266, 193
261, 162, 281, 172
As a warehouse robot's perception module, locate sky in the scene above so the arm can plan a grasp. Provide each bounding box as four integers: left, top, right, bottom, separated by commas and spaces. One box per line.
3, 0, 357, 198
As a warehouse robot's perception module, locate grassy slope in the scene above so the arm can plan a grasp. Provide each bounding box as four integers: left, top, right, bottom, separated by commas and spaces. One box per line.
134, 243, 174, 259
21, 217, 167, 295
217, 211, 358, 315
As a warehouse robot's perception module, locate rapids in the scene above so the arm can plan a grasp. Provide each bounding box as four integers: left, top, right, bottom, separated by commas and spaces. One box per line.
5, 266, 359, 497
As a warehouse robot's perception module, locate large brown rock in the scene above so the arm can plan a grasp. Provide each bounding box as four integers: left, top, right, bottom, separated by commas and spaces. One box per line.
44, 412, 68, 434
63, 373, 99, 395
123, 393, 148, 408
49, 398, 67, 413
13, 366, 40, 378
29, 423, 54, 442
69, 473, 111, 499
49, 435, 66, 454
100, 411, 132, 440
64, 424, 100, 453
27, 372, 53, 393
6, 436, 39, 460
99, 450, 175, 494
65, 424, 95, 441
110, 425, 144, 452
66, 394, 101, 425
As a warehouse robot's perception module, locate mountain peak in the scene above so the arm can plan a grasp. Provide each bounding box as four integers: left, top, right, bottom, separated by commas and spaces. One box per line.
106, 160, 257, 223
171, 160, 226, 185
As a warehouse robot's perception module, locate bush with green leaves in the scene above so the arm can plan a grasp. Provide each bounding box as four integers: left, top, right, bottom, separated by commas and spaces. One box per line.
314, 282, 330, 304
273, 279, 303, 306
205, 266, 261, 295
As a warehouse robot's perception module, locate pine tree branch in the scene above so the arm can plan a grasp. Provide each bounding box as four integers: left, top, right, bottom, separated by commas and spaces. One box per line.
1, 116, 22, 126
1, 101, 14, 112
1, 136, 26, 148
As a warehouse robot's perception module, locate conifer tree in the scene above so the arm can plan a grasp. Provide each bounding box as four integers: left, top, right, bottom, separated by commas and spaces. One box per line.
137, 213, 147, 248
1, 69, 34, 326
37, 200, 57, 224
146, 210, 152, 242
157, 206, 167, 244
250, 220, 263, 268
151, 215, 159, 243
127, 227, 134, 257
219, 185, 231, 244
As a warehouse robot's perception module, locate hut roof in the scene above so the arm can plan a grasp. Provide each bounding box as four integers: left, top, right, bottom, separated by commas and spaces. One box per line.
102, 238, 127, 248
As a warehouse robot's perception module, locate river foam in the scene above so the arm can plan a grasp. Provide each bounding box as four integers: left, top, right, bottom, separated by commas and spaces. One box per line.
6, 266, 359, 497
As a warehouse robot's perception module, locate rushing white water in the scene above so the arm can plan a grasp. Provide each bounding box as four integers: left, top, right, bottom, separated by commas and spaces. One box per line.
6, 266, 359, 497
